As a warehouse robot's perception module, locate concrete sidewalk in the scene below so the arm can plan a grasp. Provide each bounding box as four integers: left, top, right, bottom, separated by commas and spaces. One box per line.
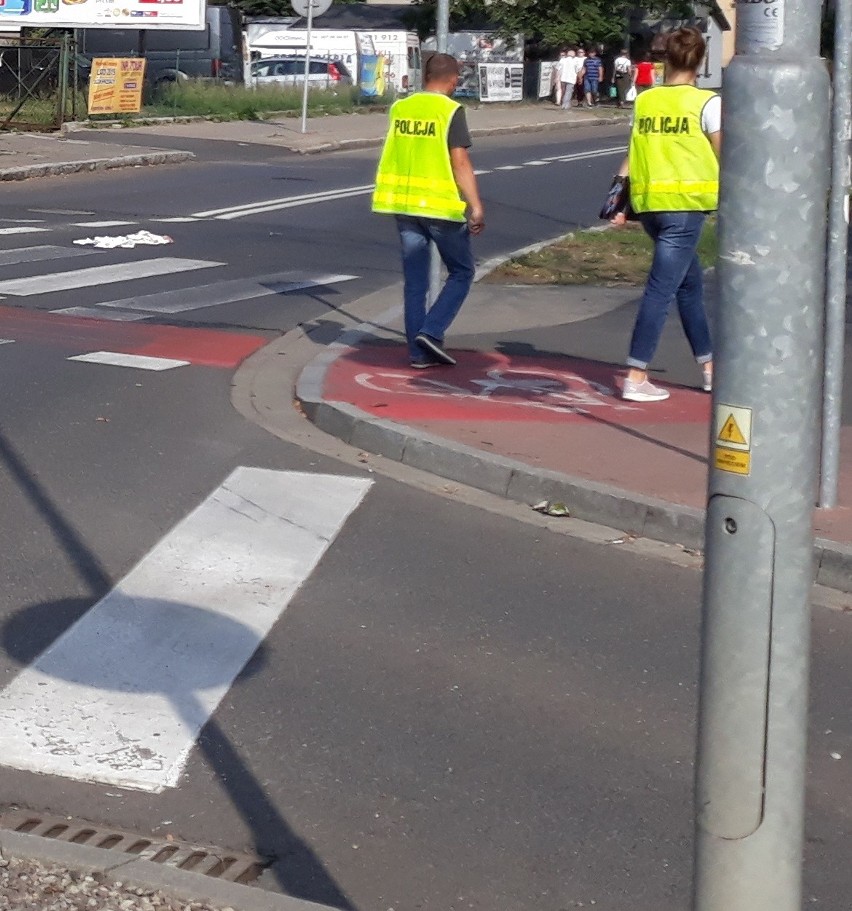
295, 278, 852, 594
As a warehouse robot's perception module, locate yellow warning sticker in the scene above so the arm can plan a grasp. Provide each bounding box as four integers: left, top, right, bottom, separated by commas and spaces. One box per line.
714, 403, 753, 476
714, 447, 751, 475
718, 413, 748, 446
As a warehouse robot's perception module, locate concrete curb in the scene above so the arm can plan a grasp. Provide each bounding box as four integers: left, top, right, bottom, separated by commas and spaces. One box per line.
0, 830, 337, 911
291, 114, 625, 155
0, 150, 194, 181
295, 328, 852, 595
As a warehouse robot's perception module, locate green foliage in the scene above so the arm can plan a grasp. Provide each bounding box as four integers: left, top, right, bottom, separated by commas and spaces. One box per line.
86, 79, 367, 121
409, 0, 695, 49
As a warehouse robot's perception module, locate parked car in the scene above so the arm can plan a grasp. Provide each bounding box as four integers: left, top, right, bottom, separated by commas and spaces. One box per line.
250, 56, 352, 89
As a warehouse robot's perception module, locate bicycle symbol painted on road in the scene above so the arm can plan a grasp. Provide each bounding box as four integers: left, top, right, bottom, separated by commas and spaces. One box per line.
354, 366, 639, 415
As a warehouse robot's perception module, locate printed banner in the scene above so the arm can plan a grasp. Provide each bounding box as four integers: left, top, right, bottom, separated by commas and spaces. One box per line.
359, 53, 386, 97
477, 63, 523, 102
0, 0, 204, 30
88, 57, 147, 115
538, 61, 557, 99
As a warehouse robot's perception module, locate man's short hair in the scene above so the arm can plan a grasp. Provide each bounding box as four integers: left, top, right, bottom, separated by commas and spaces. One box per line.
425, 53, 460, 83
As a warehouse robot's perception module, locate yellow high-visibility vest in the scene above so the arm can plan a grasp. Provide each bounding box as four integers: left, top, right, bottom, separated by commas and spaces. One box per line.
628, 84, 719, 213
372, 92, 467, 222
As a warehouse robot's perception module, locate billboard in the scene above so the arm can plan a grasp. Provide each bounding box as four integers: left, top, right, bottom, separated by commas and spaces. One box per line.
0, 0, 205, 30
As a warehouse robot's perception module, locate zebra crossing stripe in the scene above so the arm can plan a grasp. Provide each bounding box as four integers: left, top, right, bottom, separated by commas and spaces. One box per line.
68, 352, 190, 370
0, 226, 49, 236
0, 467, 372, 792
0, 258, 223, 297
0, 245, 95, 267
51, 307, 147, 322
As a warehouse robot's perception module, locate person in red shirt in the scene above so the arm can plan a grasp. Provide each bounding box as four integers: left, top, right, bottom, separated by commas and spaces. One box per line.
633, 54, 656, 93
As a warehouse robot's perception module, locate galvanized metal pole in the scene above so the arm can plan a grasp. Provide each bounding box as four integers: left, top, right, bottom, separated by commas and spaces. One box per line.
428, 0, 451, 305
693, 2, 830, 910
819, 0, 852, 507
299, 1, 314, 135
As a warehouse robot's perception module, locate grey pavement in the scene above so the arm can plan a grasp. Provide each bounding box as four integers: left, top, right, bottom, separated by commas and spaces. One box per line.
3, 99, 848, 910
0, 100, 630, 911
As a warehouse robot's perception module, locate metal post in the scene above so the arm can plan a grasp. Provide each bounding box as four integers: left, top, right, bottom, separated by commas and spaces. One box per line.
300, 1, 314, 135
428, 0, 451, 304
819, 0, 852, 507
693, 3, 830, 911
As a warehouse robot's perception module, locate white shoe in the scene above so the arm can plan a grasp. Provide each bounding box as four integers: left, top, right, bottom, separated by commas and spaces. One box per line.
702, 366, 713, 393
622, 378, 670, 402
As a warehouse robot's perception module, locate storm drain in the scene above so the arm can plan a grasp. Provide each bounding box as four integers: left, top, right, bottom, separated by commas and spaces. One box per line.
0, 809, 269, 884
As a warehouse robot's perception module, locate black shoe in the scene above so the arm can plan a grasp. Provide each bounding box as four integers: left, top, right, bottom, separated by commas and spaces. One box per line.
415, 333, 456, 366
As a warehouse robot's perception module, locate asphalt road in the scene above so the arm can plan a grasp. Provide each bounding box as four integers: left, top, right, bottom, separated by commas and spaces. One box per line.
0, 125, 848, 911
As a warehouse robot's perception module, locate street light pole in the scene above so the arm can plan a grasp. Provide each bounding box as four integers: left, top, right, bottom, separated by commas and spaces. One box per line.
693, 2, 830, 910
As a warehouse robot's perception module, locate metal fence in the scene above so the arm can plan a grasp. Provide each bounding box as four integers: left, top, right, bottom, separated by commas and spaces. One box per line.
0, 34, 71, 131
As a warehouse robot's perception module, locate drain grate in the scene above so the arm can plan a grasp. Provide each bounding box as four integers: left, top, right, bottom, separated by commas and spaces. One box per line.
0, 808, 269, 884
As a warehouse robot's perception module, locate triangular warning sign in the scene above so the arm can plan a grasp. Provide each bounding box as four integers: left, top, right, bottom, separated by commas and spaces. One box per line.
718, 413, 747, 445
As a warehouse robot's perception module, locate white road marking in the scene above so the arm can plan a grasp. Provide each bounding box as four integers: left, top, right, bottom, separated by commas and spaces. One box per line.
52, 307, 147, 322
0, 339, 14, 345
72, 220, 137, 228
68, 352, 189, 370
0, 467, 372, 792
0, 258, 223, 297
193, 184, 373, 218
0, 226, 50, 236
494, 165, 523, 171
89, 272, 358, 315
0, 218, 44, 224
154, 217, 201, 223
523, 160, 550, 166
0, 245, 95, 266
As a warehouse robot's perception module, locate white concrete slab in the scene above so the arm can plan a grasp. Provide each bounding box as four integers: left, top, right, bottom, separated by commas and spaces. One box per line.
0, 468, 372, 792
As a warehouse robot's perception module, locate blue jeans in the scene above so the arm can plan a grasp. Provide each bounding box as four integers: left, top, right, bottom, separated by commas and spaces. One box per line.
396, 215, 475, 361
627, 211, 713, 370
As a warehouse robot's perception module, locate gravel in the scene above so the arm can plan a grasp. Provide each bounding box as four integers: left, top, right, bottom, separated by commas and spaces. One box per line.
0, 854, 234, 911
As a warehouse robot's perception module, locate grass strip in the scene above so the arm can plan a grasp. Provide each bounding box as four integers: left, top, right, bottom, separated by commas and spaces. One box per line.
483, 219, 717, 287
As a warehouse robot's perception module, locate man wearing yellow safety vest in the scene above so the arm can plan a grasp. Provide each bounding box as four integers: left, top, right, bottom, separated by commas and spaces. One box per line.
610, 26, 721, 403
372, 53, 485, 368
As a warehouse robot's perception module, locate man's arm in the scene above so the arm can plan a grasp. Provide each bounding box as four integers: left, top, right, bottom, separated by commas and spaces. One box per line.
450, 146, 485, 234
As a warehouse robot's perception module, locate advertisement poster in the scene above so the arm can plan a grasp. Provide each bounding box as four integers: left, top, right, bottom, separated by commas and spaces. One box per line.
358, 54, 386, 98
477, 63, 523, 103
88, 57, 146, 115
0, 0, 205, 31
538, 60, 557, 99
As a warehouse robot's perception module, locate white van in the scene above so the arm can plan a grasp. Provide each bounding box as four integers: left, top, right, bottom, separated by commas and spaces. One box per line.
360, 30, 420, 94
246, 22, 374, 76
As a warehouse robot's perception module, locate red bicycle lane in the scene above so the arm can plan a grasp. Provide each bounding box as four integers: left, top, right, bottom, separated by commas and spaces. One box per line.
324, 345, 714, 510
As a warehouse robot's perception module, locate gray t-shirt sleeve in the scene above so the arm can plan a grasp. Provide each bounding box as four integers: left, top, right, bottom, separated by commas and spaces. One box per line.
448, 107, 472, 149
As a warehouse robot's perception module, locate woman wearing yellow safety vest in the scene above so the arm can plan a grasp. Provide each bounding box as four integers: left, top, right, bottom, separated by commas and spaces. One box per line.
611, 27, 721, 402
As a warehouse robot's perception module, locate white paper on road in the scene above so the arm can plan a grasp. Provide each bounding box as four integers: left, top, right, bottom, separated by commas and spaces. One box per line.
0, 467, 372, 792
73, 230, 174, 249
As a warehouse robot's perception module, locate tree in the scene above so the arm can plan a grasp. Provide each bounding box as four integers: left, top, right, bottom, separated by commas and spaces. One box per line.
407, 0, 696, 49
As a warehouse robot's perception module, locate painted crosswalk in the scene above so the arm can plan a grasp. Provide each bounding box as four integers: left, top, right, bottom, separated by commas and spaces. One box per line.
0, 467, 373, 792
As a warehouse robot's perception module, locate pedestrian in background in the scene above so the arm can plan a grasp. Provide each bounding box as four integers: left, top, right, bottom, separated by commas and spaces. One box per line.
609, 26, 721, 402
613, 48, 632, 107
372, 53, 485, 369
573, 48, 586, 106
633, 53, 656, 94
552, 48, 567, 106
582, 48, 603, 107
559, 49, 578, 110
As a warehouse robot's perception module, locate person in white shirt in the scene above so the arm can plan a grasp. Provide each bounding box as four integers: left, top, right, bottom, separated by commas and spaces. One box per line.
613, 48, 632, 107
558, 49, 577, 110
571, 48, 586, 107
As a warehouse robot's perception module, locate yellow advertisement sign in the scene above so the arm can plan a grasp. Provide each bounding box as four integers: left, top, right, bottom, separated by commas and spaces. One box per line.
88, 58, 146, 116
